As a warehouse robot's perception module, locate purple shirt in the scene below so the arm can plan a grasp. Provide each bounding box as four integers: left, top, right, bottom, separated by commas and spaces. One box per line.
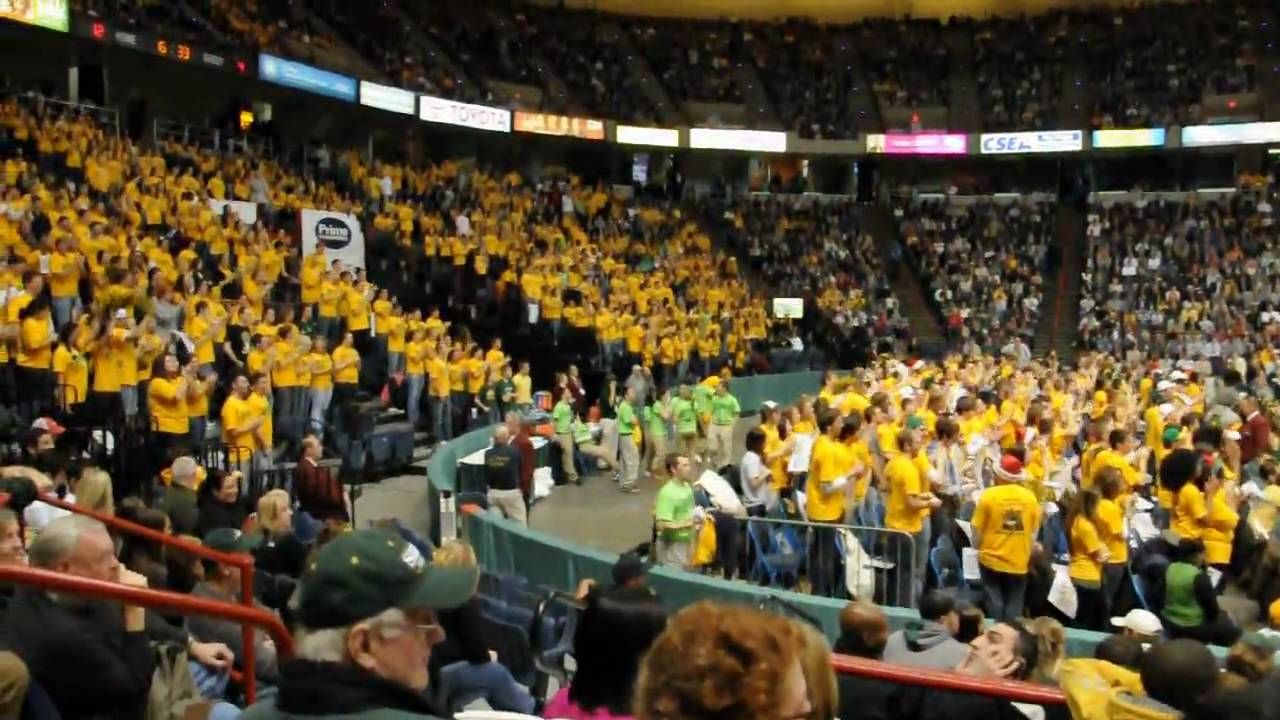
542, 687, 633, 720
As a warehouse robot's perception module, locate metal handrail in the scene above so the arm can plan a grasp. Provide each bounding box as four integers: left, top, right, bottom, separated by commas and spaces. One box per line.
34, 493, 266, 703
828, 654, 1067, 705
0, 564, 292, 657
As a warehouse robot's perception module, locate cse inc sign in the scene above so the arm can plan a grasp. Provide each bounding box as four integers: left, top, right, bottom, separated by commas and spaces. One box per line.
979, 130, 1083, 154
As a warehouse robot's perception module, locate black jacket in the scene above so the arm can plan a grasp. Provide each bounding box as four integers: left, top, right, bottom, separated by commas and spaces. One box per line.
253, 531, 308, 578
196, 496, 251, 537
241, 659, 445, 719
2, 586, 155, 719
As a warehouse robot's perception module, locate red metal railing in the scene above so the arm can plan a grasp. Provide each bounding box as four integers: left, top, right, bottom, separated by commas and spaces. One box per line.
829, 654, 1067, 705
34, 493, 273, 702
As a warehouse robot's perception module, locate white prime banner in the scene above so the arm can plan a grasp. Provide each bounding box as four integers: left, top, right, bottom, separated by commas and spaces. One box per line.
300, 209, 366, 271
418, 95, 512, 133
209, 199, 258, 225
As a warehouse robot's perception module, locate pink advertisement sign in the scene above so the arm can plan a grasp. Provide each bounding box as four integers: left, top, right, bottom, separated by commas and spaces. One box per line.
867, 132, 968, 156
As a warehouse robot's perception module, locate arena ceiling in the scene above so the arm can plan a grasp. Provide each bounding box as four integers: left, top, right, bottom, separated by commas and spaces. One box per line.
544, 0, 1145, 22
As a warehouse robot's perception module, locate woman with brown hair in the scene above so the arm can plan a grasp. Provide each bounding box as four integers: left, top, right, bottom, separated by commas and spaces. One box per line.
794, 622, 837, 720
635, 602, 811, 720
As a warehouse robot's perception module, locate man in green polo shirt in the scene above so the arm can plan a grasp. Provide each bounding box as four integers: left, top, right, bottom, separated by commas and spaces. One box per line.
552, 388, 579, 485
643, 387, 671, 479
707, 380, 740, 470
654, 453, 697, 569
616, 385, 640, 493
670, 384, 700, 465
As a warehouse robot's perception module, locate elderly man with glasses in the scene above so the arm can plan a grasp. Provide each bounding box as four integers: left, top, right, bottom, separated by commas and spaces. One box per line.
240, 529, 477, 720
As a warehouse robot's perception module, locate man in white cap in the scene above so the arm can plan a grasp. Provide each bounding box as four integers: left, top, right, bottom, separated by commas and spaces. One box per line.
970, 455, 1041, 622
1111, 608, 1163, 646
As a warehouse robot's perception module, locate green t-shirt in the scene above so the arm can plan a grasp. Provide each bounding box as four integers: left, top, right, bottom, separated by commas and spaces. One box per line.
671, 397, 698, 435
710, 393, 740, 425
552, 401, 574, 434
494, 379, 515, 408
572, 418, 593, 445
617, 400, 637, 435
644, 402, 668, 438
654, 479, 695, 543
692, 385, 714, 416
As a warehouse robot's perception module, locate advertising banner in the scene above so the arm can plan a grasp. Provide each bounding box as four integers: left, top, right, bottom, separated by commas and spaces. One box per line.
1181, 122, 1280, 147
300, 209, 366, 271
513, 112, 606, 140
1, 0, 68, 31
1091, 128, 1167, 149
688, 128, 787, 153
615, 125, 681, 147
979, 130, 1083, 154
359, 81, 415, 115
209, 199, 258, 226
258, 54, 356, 102
418, 95, 511, 133
866, 133, 967, 156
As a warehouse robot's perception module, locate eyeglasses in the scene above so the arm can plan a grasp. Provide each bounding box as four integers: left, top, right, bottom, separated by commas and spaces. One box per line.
375, 620, 445, 641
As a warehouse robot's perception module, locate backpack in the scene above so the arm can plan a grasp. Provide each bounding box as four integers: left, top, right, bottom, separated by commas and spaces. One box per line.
145, 643, 210, 720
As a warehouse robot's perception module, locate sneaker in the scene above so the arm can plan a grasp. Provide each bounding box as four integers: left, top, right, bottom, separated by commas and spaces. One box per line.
611, 470, 621, 482
621, 485, 639, 494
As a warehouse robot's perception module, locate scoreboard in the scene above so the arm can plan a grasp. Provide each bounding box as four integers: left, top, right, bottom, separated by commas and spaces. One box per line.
72, 16, 251, 75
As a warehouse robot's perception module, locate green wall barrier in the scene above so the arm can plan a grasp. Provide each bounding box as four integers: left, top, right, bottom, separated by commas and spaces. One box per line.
462, 508, 1135, 657
427, 425, 495, 494
728, 370, 824, 415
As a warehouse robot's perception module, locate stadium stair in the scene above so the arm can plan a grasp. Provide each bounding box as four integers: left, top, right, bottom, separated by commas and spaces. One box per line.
1033, 204, 1084, 363
606, 21, 688, 126
287, 7, 385, 81
832, 31, 882, 134
388, 4, 489, 99
738, 37, 783, 130
480, 6, 577, 113
942, 24, 981, 133
864, 204, 946, 357
1057, 37, 1093, 129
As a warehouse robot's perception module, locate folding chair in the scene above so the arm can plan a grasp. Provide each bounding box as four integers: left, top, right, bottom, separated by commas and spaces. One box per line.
747, 519, 803, 587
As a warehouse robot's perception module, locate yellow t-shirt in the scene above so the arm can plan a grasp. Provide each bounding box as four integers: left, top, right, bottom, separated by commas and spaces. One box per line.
428, 356, 450, 398
309, 352, 333, 390
1096, 497, 1128, 565
271, 341, 298, 387
405, 341, 426, 375
805, 436, 848, 522
148, 376, 189, 435
1203, 492, 1238, 566
248, 392, 272, 449
513, 372, 532, 404
885, 454, 927, 533
448, 361, 466, 393
52, 345, 87, 408
221, 394, 258, 459
971, 484, 1041, 574
466, 358, 486, 394
1171, 483, 1207, 540
188, 316, 215, 365
18, 316, 52, 369
1069, 515, 1105, 583
49, 252, 79, 298
188, 379, 210, 420
333, 346, 360, 384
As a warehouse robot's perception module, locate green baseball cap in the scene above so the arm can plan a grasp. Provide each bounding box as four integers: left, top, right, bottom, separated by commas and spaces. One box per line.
1162, 426, 1182, 445
203, 528, 262, 555
905, 415, 926, 431
297, 529, 478, 629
